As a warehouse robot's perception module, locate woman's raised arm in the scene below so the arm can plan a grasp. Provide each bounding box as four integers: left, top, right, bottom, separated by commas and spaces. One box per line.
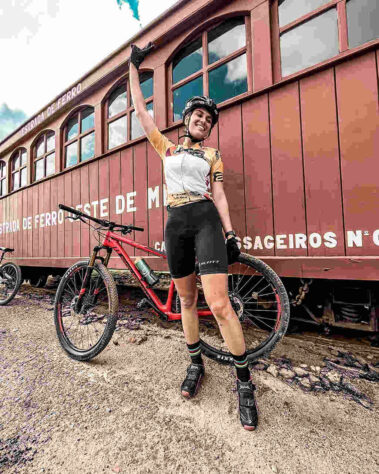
129, 44, 156, 137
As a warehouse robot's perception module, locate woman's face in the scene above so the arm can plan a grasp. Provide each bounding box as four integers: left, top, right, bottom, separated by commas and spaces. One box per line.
187, 108, 212, 141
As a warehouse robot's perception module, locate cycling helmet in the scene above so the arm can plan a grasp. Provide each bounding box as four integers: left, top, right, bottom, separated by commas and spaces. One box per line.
182, 96, 219, 128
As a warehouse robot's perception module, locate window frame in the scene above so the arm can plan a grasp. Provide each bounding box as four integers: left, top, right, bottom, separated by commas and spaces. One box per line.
0, 161, 6, 197
168, 15, 252, 126
104, 71, 154, 151
10, 148, 28, 192
33, 130, 56, 182
63, 106, 95, 169
271, 0, 359, 81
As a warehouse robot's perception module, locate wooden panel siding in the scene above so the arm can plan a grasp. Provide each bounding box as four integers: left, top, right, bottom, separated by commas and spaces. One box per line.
64, 172, 73, 258
218, 105, 246, 240
120, 147, 135, 259
335, 52, 379, 256
133, 142, 148, 257
300, 68, 345, 257
80, 165, 90, 258
71, 168, 81, 257
242, 94, 274, 257
269, 82, 307, 256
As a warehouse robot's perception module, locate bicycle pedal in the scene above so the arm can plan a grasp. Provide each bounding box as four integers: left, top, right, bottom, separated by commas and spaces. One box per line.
137, 298, 150, 310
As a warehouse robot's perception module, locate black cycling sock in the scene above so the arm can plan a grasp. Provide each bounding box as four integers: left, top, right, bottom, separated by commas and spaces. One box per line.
232, 352, 250, 382
187, 341, 203, 365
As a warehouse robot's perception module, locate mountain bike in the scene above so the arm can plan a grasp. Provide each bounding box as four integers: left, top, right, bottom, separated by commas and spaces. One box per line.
54, 204, 290, 364
0, 247, 22, 305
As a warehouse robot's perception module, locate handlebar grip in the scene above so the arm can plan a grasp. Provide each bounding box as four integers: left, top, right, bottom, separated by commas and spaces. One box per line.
132, 226, 144, 232
59, 203, 79, 214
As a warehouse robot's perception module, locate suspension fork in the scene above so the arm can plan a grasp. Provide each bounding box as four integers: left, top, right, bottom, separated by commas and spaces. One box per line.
75, 246, 112, 313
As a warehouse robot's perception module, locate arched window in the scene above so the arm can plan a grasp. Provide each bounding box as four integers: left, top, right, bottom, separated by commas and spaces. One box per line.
0, 161, 6, 197
105, 72, 154, 150
63, 107, 95, 168
170, 16, 250, 123
11, 148, 27, 191
34, 131, 55, 181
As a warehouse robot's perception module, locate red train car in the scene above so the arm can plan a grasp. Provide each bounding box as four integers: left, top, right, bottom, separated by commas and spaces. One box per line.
0, 0, 378, 332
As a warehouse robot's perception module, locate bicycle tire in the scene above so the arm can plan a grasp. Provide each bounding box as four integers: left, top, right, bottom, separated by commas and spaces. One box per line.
0, 262, 22, 305
54, 261, 119, 361
176, 253, 290, 364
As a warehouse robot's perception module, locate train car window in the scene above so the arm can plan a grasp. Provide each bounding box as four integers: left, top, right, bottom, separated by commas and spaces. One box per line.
131, 101, 154, 140
11, 148, 27, 191
0, 161, 6, 197
81, 108, 95, 133
66, 116, 79, 141
108, 85, 127, 118
172, 38, 203, 85
33, 131, 56, 182
170, 16, 249, 123
108, 115, 127, 149
278, 0, 330, 27
81, 132, 95, 162
106, 72, 153, 149
280, 8, 338, 77
173, 76, 203, 122
346, 0, 378, 48
208, 17, 246, 64
65, 142, 78, 168
64, 107, 95, 167
209, 54, 247, 104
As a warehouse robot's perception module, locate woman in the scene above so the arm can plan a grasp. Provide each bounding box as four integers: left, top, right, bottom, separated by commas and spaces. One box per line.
129, 43, 258, 430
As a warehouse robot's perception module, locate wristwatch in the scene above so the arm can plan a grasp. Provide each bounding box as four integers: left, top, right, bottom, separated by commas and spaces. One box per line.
225, 230, 236, 239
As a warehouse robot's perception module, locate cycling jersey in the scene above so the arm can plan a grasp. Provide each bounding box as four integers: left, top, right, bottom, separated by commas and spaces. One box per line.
147, 127, 224, 208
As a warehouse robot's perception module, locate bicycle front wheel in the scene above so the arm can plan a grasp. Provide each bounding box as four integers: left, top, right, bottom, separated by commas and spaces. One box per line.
177, 253, 290, 364
0, 262, 22, 305
54, 261, 119, 361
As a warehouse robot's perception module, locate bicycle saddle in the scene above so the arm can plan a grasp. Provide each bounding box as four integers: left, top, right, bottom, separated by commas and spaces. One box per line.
0, 247, 14, 252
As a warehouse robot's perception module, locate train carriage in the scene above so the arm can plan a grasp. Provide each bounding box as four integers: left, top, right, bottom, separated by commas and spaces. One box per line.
0, 0, 378, 333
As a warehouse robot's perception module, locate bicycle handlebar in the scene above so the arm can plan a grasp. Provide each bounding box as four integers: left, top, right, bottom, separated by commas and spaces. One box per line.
58, 204, 144, 232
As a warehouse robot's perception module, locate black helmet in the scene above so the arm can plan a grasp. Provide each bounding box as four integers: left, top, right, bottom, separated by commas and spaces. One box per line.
182, 96, 219, 128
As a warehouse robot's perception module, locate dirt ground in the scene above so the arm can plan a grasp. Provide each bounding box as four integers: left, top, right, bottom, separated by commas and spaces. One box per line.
0, 283, 378, 474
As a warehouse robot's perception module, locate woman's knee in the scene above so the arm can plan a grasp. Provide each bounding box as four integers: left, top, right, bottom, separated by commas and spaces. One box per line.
208, 298, 233, 320
179, 291, 198, 309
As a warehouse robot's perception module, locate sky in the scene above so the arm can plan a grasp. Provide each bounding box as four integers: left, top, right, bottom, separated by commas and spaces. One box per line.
0, 0, 178, 141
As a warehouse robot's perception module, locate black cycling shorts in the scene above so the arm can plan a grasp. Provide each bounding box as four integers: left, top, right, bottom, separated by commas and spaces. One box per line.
164, 200, 228, 279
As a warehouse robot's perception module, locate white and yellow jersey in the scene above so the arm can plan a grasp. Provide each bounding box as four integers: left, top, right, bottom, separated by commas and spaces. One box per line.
147, 127, 224, 208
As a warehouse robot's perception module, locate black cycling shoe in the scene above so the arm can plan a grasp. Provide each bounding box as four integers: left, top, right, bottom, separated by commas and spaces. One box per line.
237, 379, 258, 430
181, 363, 204, 398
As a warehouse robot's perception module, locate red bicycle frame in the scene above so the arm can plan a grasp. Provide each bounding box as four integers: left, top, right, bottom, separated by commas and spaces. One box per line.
102, 229, 211, 321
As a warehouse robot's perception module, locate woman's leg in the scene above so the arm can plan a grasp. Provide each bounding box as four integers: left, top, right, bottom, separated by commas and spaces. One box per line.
200, 273, 245, 355
201, 273, 258, 430
173, 272, 198, 344
174, 272, 205, 398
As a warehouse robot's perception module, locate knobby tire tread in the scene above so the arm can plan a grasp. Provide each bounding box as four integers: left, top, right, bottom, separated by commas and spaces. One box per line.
0, 262, 22, 306
54, 261, 119, 361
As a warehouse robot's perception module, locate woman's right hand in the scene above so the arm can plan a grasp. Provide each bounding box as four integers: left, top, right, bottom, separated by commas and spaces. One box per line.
130, 42, 155, 69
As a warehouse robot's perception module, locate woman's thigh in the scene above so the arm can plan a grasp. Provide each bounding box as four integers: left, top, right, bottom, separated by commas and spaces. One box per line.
174, 272, 198, 306
200, 273, 230, 309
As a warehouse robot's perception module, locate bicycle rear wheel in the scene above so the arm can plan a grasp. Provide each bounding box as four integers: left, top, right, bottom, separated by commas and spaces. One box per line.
176, 253, 290, 364
0, 262, 22, 305
54, 261, 118, 361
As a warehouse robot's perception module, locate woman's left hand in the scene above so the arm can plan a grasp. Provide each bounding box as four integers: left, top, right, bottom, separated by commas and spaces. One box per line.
226, 237, 240, 264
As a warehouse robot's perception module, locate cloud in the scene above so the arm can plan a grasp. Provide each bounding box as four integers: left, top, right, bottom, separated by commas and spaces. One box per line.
0, 0, 60, 42
0, 103, 28, 141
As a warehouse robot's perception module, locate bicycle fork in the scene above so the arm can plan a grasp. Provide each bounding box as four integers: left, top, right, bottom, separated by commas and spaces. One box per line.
74, 246, 112, 313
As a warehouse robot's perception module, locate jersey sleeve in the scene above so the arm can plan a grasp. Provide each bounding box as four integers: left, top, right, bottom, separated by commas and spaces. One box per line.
210, 149, 224, 183
147, 127, 176, 161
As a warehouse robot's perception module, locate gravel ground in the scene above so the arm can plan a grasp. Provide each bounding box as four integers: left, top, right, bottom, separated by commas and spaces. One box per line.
0, 283, 378, 474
